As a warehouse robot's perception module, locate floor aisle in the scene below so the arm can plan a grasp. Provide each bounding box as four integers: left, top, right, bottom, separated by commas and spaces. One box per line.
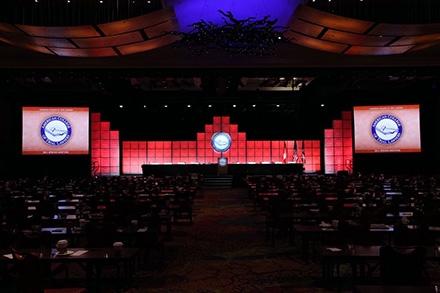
133, 188, 323, 292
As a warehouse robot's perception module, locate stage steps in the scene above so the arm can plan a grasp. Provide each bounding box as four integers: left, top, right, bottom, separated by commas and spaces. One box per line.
203, 175, 234, 189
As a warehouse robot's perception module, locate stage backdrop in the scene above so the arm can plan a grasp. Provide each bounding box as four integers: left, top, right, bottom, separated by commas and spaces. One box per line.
22, 107, 89, 155
121, 116, 321, 174
354, 105, 421, 153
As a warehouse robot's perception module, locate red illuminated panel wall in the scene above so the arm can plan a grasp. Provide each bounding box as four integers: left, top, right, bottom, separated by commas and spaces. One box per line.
91, 113, 120, 176
122, 116, 321, 174
324, 111, 353, 174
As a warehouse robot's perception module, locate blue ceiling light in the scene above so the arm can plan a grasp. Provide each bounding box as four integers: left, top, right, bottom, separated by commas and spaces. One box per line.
167, 0, 301, 32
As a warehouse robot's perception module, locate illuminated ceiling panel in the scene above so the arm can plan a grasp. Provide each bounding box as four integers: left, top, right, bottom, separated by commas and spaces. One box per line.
345, 45, 413, 55
289, 19, 324, 38
49, 47, 118, 57
0, 22, 21, 33
144, 20, 179, 38
392, 33, 440, 46
98, 8, 176, 36
294, 5, 374, 34
17, 24, 100, 38
370, 23, 440, 36
285, 30, 348, 54
322, 30, 394, 46
0, 36, 54, 55
72, 32, 143, 48
285, 4, 440, 55
117, 34, 179, 55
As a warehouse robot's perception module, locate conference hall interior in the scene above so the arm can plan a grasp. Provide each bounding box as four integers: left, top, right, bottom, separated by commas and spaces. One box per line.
2, 0, 440, 292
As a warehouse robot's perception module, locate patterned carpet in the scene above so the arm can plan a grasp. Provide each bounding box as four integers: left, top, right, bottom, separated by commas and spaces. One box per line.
130, 188, 328, 292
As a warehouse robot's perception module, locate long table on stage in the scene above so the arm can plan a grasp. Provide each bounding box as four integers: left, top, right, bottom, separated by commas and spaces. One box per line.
142, 163, 304, 176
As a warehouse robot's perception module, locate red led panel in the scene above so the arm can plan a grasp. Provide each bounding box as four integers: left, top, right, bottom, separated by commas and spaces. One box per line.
91, 112, 120, 176
121, 116, 322, 174
324, 111, 353, 174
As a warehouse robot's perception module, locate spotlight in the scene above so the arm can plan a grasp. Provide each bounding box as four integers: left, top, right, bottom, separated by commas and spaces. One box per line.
34, 0, 38, 3
208, 104, 212, 108
321, 103, 325, 107
252, 104, 256, 108
67, 0, 71, 3
119, 105, 124, 109
232, 104, 236, 108
147, 0, 151, 3
187, 104, 191, 108
164, 105, 168, 108
99, 0, 103, 3
276, 104, 280, 108
143, 105, 147, 108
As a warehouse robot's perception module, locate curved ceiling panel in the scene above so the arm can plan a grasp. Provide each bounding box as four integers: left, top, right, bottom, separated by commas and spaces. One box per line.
0, 7, 179, 57
286, 5, 440, 55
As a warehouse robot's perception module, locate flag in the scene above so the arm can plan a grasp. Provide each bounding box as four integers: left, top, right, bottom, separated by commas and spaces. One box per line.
282, 141, 287, 163
301, 140, 306, 164
293, 140, 299, 163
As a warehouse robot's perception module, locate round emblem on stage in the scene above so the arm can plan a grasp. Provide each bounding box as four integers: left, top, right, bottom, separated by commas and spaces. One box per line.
218, 157, 228, 167
371, 114, 402, 144
211, 132, 232, 152
40, 116, 72, 146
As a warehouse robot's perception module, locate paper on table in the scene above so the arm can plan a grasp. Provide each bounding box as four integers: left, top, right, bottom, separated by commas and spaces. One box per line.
71, 250, 88, 257
3, 254, 13, 259
326, 247, 342, 252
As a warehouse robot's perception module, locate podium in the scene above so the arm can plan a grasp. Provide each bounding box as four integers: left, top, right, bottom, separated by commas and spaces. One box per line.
217, 157, 228, 175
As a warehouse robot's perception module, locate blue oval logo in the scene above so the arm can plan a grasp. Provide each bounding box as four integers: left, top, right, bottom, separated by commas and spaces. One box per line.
211, 132, 232, 152
40, 116, 72, 146
371, 114, 402, 144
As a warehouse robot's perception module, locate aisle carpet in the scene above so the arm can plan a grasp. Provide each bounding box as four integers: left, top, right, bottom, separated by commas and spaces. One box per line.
131, 188, 325, 292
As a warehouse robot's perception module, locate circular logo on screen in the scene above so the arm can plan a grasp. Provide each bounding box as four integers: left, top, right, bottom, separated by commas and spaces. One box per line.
211, 132, 232, 152
371, 114, 402, 144
40, 116, 72, 146
218, 157, 228, 167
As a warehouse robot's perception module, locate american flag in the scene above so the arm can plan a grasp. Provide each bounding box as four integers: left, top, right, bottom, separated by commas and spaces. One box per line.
293, 140, 299, 163
282, 141, 287, 163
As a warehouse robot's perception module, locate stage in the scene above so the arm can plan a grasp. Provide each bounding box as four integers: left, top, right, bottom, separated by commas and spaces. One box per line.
141, 163, 304, 177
